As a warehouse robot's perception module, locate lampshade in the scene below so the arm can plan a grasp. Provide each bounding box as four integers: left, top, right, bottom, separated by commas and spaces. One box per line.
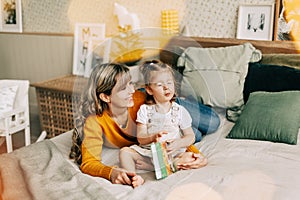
161, 9, 179, 34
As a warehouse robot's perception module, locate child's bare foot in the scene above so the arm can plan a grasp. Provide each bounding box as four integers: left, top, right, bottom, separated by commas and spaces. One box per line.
136, 159, 154, 171
131, 175, 144, 188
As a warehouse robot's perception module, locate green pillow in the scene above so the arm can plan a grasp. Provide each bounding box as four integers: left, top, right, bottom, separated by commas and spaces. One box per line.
227, 91, 300, 145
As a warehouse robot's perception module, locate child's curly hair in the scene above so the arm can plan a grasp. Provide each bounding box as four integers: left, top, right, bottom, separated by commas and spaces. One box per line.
139, 60, 178, 105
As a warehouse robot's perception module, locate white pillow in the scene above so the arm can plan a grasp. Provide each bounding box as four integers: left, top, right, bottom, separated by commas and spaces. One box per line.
0, 85, 18, 113
177, 43, 262, 108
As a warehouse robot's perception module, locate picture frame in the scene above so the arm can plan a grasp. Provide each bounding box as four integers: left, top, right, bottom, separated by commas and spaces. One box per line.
273, 0, 283, 41
83, 37, 111, 78
236, 4, 275, 41
274, 0, 300, 41
72, 23, 109, 77
0, 0, 22, 32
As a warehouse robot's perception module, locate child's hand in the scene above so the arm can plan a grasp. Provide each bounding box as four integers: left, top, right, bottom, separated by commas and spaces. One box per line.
153, 131, 168, 142
165, 139, 181, 153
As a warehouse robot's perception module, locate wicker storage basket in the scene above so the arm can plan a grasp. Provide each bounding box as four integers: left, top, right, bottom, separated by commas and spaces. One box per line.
31, 75, 88, 138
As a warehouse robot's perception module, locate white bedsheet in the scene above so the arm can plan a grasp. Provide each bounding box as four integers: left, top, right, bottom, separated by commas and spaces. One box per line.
50, 115, 300, 200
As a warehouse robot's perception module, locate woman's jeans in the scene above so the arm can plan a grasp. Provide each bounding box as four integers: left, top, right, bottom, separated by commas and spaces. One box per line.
176, 96, 220, 143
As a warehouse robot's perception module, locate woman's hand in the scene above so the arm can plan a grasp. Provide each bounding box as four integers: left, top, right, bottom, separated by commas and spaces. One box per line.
176, 152, 208, 170
110, 167, 136, 186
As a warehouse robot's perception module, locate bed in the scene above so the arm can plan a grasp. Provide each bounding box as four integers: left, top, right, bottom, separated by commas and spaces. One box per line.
1, 36, 300, 200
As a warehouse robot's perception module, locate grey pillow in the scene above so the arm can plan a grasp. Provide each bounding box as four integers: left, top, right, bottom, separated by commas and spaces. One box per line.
177, 43, 262, 108
227, 91, 300, 145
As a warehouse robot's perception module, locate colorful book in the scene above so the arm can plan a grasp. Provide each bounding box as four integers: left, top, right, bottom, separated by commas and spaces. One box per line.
151, 142, 176, 179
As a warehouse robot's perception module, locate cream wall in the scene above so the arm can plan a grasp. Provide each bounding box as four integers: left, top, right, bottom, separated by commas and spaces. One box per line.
183, 0, 275, 38
21, 0, 275, 37
22, 0, 186, 35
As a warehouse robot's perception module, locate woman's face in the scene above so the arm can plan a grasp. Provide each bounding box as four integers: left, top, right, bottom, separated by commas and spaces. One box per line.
146, 71, 175, 103
110, 73, 135, 109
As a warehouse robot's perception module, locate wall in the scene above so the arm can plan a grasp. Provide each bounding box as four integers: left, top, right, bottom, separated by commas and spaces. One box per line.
21, 0, 186, 35
183, 0, 275, 38
0, 33, 73, 114
21, 0, 275, 36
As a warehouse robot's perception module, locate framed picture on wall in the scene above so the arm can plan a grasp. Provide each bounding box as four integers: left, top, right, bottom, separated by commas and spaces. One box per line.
0, 0, 22, 32
236, 4, 275, 41
83, 37, 111, 77
274, 0, 300, 41
72, 23, 108, 77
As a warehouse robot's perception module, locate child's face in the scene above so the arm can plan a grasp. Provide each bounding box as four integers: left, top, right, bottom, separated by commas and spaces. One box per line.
146, 71, 175, 103
110, 73, 135, 109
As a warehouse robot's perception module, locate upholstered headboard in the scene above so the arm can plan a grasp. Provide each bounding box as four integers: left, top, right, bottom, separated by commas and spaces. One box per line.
160, 36, 300, 68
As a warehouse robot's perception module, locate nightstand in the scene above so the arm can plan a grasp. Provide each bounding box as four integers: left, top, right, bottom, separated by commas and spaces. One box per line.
31, 75, 88, 138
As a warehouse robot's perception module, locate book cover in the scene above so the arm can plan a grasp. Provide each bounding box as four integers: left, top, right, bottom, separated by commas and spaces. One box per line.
151, 142, 176, 179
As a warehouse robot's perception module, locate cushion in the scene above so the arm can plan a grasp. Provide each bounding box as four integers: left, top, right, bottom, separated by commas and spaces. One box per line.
0, 85, 18, 113
244, 62, 300, 102
260, 54, 300, 70
227, 91, 300, 145
177, 43, 262, 108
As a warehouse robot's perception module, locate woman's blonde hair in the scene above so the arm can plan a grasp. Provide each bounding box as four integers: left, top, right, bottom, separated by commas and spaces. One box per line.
139, 60, 177, 104
69, 62, 130, 164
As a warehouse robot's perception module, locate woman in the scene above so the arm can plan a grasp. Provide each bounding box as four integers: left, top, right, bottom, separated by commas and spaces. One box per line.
70, 62, 220, 186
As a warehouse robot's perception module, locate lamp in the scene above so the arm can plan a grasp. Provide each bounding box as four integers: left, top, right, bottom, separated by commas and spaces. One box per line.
112, 3, 144, 65
161, 9, 179, 35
